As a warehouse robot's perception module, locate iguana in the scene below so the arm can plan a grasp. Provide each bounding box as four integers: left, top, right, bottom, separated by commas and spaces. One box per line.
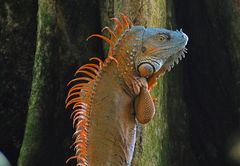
65, 14, 188, 166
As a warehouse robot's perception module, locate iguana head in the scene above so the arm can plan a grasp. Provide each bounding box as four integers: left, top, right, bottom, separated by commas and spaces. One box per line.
85, 16, 188, 90
135, 28, 188, 77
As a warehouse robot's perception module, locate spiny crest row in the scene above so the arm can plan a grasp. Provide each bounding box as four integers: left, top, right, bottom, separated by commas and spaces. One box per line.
86, 13, 133, 60
65, 57, 102, 166
65, 13, 133, 166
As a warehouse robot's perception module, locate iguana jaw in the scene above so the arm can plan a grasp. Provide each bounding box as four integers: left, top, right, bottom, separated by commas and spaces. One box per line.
135, 28, 188, 90
146, 47, 188, 90
136, 28, 188, 78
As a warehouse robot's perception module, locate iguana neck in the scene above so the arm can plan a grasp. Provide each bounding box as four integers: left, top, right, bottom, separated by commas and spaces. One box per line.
111, 26, 145, 95
84, 27, 145, 166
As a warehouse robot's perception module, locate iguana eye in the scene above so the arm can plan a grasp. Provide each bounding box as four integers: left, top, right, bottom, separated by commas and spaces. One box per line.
157, 33, 170, 41
159, 34, 166, 41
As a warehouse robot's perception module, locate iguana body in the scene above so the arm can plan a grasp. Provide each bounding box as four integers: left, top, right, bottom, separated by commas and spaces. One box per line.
66, 14, 188, 166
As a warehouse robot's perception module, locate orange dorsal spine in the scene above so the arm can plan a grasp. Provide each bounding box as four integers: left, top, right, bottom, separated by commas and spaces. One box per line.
65, 14, 133, 166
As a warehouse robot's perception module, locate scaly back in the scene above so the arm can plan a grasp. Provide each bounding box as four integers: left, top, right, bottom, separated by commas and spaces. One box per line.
65, 14, 133, 165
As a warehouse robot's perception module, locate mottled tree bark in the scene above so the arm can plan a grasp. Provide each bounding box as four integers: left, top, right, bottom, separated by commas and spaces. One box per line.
17, 0, 102, 165
100, 1, 196, 165
17, 1, 62, 165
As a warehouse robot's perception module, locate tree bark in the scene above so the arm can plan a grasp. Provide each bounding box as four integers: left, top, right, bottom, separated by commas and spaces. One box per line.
17, 0, 102, 165
17, 1, 61, 165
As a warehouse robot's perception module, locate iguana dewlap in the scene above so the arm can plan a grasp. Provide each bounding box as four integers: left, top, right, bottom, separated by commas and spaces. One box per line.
66, 14, 188, 166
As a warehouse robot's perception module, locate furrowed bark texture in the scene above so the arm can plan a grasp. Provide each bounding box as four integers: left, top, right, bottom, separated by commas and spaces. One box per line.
17, 1, 60, 165
17, 0, 102, 165
100, 1, 196, 165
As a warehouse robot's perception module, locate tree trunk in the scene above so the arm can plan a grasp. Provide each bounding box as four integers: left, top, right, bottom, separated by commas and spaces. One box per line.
100, 1, 196, 166
17, 0, 102, 165
17, 1, 61, 165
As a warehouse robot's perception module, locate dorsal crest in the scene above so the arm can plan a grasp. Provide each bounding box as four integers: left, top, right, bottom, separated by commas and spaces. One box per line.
87, 13, 133, 59
65, 13, 133, 165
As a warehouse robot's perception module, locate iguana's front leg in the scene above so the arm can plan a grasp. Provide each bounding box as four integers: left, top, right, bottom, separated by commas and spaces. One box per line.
132, 77, 155, 124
